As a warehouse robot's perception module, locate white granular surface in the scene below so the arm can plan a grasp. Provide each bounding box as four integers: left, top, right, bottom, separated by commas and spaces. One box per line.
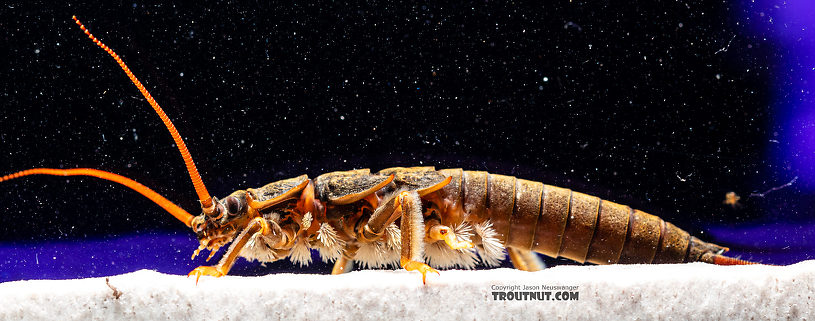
1, 261, 813, 321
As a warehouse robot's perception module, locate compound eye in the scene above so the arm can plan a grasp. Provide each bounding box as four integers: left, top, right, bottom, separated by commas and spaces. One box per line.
226, 196, 242, 215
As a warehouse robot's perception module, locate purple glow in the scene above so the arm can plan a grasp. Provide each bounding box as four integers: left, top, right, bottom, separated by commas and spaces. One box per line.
1, 228, 803, 282
0, 232, 198, 282
706, 222, 815, 265
751, 1, 815, 188
0, 231, 334, 282
786, 104, 815, 189
771, 0, 815, 41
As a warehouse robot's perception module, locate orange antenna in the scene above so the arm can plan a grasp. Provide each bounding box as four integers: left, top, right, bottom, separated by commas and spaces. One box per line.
71, 16, 215, 212
0, 168, 195, 227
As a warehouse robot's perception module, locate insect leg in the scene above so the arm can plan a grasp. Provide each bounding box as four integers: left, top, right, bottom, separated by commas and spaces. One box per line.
397, 191, 438, 284
358, 192, 401, 242
331, 257, 354, 274
331, 243, 359, 275
507, 247, 545, 271
360, 176, 453, 242
357, 190, 439, 283
187, 217, 282, 284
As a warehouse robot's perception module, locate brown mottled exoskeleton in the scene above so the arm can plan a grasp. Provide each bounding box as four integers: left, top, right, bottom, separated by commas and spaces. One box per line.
0, 17, 757, 285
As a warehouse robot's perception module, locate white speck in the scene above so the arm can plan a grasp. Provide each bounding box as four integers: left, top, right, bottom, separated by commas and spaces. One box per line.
543, 77, 549, 82
179, 72, 184, 77
34, 49, 40, 54
340, 115, 345, 120
715, 74, 721, 79
588, 44, 592, 49
715, 35, 736, 55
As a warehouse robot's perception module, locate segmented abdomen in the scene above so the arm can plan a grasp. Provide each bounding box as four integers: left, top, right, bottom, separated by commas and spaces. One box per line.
437, 169, 723, 265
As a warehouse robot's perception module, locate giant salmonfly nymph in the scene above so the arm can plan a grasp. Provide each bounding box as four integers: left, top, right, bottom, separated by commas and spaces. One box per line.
0, 16, 759, 284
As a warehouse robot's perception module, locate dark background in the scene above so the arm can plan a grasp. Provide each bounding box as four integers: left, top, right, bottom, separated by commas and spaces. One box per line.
1, 1, 813, 281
